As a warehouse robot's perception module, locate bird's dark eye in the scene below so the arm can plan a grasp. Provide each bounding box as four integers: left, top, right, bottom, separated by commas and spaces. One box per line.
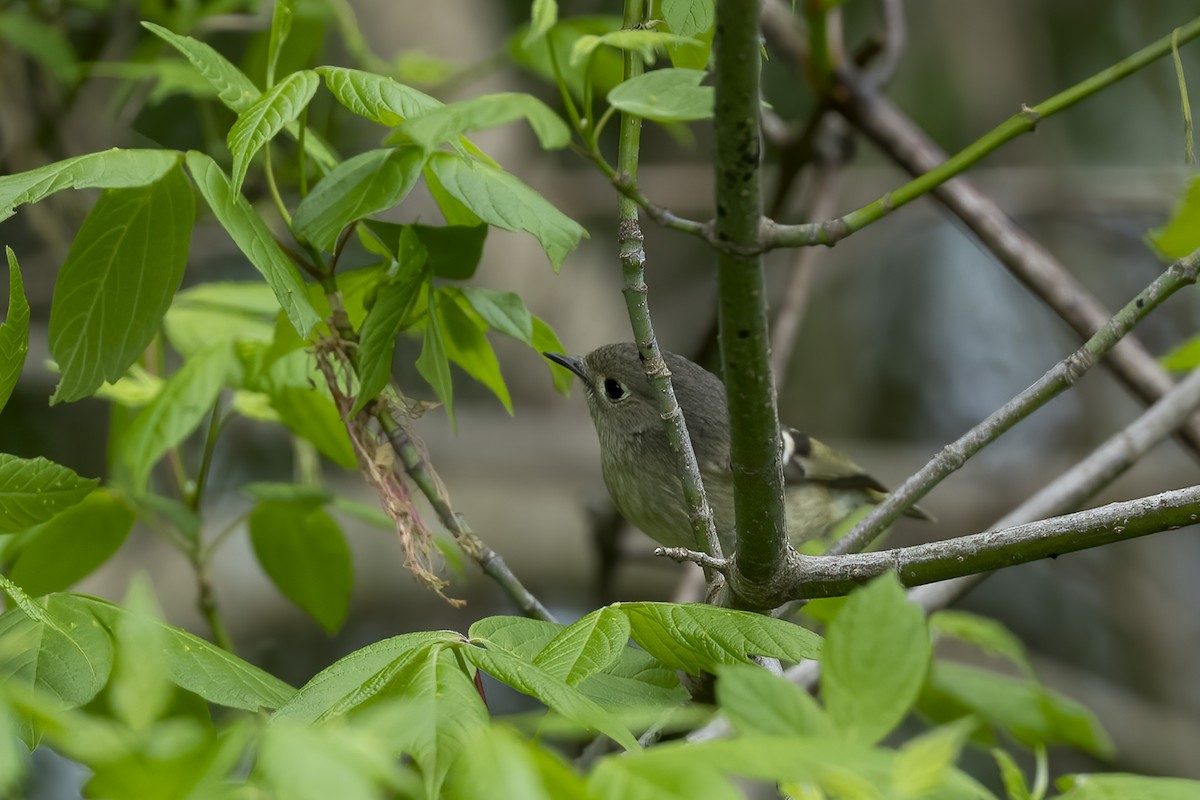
603, 378, 627, 401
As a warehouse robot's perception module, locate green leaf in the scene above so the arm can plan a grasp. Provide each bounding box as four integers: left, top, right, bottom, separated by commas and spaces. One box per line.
361, 221, 488, 280
469, 615, 562, 658
462, 644, 639, 751
1160, 334, 1200, 373
992, 749, 1032, 800
108, 576, 172, 733
292, 148, 426, 251
317, 65, 442, 125
244, 482, 332, 506
821, 573, 929, 745
714, 663, 832, 738
456, 286, 534, 342
0, 697, 26, 796
578, 646, 688, 709
534, 606, 630, 685
662, 0, 715, 38
416, 285, 455, 425
116, 343, 232, 494
1148, 175, 1200, 259
227, 70, 319, 195
353, 266, 429, 415
397, 93, 570, 152
510, 16, 626, 105
571, 30, 704, 67
164, 281, 280, 357
256, 720, 411, 800
424, 152, 586, 270
145, 22, 335, 169
445, 726, 563, 800
436, 291, 513, 413
0, 12, 79, 83
0, 149, 179, 223
6, 490, 133, 596
589, 746, 740, 800
47, 163, 194, 403
0, 247, 30, 414
75, 595, 296, 710
0, 454, 98, 534
269, 385, 357, 469
931, 610, 1035, 678
0, 593, 113, 708
892, 718, 977, 798
920, 661, 1112, 756
248, 500, 353, 633
607, 68, 713, 122
523, 0, 559, 47
266, 0, 294, 86
273, 631, 462, 722
533, 315, 573, 394
186, 151, 321, 337
620, 602, 822, 674
1056, 774, 1200, 799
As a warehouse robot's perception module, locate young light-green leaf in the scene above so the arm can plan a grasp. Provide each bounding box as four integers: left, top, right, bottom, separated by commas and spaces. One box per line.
0, 149, 178, 223
607, 68, 714, 122
892, 718, 977, 797
523, 0, 559, 48
248, 500, 353, 633
571, 30, 704, 67
269, 385, 357, 469
456, 286, 534, 342
714, 663, 832, 738
164, 281, 280, 357
186, 151, 321, 336
533, 606, 630, 685
292, 148, 426, 251
0, 454, 98, 534
0, 247, 30, 413
533, 315, 573, 394
265, 0, 294, 86
317, 65, 442, 125
620, 602, 823, 674
424, 152, 586, 270
47, 163, 194, 403
416, 285, 455, 425
436, 292, 513, 414
397, 93, 570, 152
1056, 774, 1200, 799
353, 266, 428, 415
931, 610, 1035, 678
1148, 175, 1200, 259
821, 573, 929, 745
6, 489, 133, 596
662, 0, 715, 38
227, 69, 319, 195
117, 343, 232, 494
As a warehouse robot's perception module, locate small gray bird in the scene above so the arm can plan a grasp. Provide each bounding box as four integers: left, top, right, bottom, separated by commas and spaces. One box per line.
545, 343, 931, 555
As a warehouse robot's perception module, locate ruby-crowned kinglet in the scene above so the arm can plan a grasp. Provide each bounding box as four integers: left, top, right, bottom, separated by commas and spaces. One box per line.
545, 343, 931, 554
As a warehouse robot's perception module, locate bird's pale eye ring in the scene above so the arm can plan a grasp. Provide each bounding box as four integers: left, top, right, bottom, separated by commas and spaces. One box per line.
602, 378, 628, 401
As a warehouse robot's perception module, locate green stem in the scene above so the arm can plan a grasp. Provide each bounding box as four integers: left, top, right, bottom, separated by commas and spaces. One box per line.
188, 401, 224, 513
615, 0, 724, 573
714, 0, 787, 589
767, 14, 1200, 248
264, 145, 292, 227
804, 0, 831, 90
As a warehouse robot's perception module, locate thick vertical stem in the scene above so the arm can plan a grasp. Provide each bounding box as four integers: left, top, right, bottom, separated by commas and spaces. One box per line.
715, 0, 787, 584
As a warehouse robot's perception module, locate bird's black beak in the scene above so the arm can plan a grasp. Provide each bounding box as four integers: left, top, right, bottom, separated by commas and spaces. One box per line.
542, 352, 591, 388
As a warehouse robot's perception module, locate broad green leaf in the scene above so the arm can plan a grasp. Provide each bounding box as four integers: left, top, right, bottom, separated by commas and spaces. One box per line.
6, 490, 133, 596
714, 663, 832, 738
75, 595, 296, 710
143, 22, 337, 168
821, 573, 929, 745
47, 164, 194, 403
425, 158, 484, 226
455, 286, 534, 342
0, 454, 97, 534
90, 59, 218, 105
186, 151, 321, 336
266, 0, 294, 86
571, 30, 704, 67
292, 148, 426, 251
1160, 334, 1200, 373
920, 661, 1112, 756
662, 0, 715, 38
533, 315, 573, 394
892, 718, 977, 798
534, 607, 630, 685
353, 265, 428, 415
0, 247, 30, 413
317, 65, 442, 125
164, 281, 280, 357
469, 615, 562, 659
397, 93, 570, 152
108, 576, 172, 733
0, 593, 113, 707
256, 721, 411, 800
607, 68, 713, 122
992, 749, 1032, 800
578, 646, 688, 709
273, 631, 461, 722
589, 746, 740, 800
436, 292, 513, 413
620, 602, 822, 674
424, 152, 586, 270
416, 284, 455, 425
248, 500, 353, 633
117, 343, 232, 494
463, 644, 639, 751
1056, 774, 1200, 799
95, 364, 163, 407
361, 221, 488, 280
269, 385, 357, 469
0, 149, 178, 223
510, 16, 626, 104
0, 698, 26, 796
228, 70, 319, 194
445, 726, 562, 800
523, 0, 558, 47
1148, 175, 1200, 259
931, 610, 1035, 678
0, 12, 79, 83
